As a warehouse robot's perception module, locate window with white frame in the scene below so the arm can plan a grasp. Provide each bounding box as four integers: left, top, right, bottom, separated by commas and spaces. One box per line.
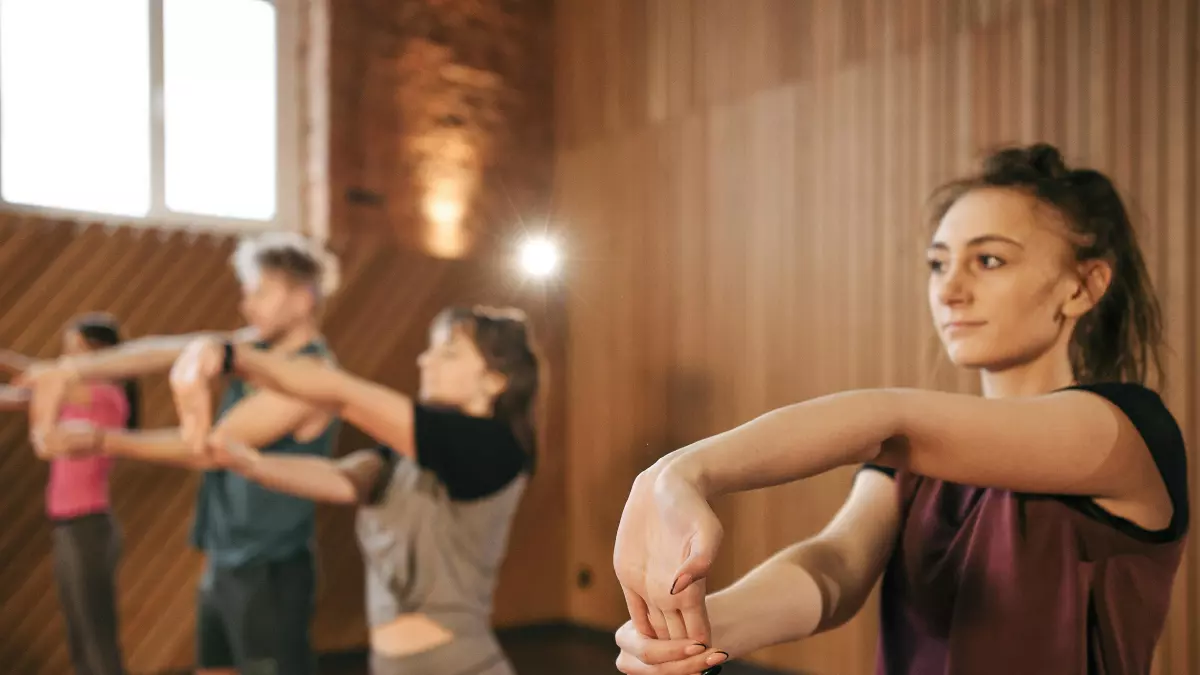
0, 0, 295, 225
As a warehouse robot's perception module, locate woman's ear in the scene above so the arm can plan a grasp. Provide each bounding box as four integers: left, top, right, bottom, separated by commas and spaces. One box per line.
1062, 259, 1112, 319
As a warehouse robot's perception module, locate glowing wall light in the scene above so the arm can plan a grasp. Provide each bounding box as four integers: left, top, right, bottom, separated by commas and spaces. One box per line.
518, 236, 560, 278
422, 181, 468, 259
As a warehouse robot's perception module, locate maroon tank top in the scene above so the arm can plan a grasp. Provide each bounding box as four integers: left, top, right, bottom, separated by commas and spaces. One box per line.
863, 382, 1189, 675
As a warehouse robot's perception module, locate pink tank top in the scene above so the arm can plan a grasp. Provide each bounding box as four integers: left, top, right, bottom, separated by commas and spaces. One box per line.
46, 382, 129, 520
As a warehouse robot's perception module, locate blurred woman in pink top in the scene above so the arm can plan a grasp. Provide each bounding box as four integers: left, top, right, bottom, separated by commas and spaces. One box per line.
2, 313, 138, 675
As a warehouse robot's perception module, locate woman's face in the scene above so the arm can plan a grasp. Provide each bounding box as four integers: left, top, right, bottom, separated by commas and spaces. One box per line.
417, 322, 503, 414
927, 188, 1095, 372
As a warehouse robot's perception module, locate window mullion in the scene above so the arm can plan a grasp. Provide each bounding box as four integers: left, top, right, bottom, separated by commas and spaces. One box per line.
149, 0, 165, 218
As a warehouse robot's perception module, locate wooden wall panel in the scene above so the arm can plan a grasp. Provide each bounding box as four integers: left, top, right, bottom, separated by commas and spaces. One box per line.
556, 1, 1200, 674
0, 216, 568, 674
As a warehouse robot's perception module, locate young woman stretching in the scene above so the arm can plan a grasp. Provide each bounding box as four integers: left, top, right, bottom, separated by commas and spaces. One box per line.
610, 144, 1189, 675
2, 314, 139, 675
167, 305, 540, 675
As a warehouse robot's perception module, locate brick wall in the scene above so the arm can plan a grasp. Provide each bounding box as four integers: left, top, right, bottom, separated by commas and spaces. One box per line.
328, 0, 556, 259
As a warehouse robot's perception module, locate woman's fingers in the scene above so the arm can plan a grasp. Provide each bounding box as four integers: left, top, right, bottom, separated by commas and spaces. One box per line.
621, 587, 658, 639
615, 647, 730, 675
662, 609, 688, 640
647, 609, 670, 640
677, 581, 712, 646
646, 572, 709, 643
615, 621, 708, 665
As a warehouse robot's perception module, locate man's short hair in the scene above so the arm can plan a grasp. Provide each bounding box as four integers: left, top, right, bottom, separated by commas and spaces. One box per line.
231, 232, 340, 299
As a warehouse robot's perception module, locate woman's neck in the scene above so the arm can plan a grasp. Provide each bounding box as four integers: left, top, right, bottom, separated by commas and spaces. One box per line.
979, 351, 1077, 399
461, 398, 494, 417
419, 397, 494, 418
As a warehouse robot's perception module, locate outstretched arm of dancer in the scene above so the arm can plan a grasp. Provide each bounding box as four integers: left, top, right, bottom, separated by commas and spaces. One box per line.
172, 337, 418, 458
0, 349, 34, 375
19, 326, 260, 436
37, 426, 205, 466
21, 327, 260, 383
614, 386, 1174, 646
206, 438, 389, 505
660, 388, 1166, 500
168, 337, 413, 501
37, 378, 328, 470
170, 337, 500, 506
613, 470, 899, 674
0, 385, 31, 410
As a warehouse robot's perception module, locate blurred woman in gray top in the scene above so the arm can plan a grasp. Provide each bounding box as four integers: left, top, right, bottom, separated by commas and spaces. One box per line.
169, 306, 541, 675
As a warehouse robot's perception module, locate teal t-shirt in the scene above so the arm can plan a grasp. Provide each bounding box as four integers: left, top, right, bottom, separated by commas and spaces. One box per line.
190, 339, 341, 568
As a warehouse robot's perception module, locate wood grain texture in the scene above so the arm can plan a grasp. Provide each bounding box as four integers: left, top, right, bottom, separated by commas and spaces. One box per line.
0, 216, 568, 674
555, 1, 1198, 673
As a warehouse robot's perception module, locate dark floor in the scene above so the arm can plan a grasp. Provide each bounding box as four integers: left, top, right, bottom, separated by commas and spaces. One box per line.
318, 624, 798, 675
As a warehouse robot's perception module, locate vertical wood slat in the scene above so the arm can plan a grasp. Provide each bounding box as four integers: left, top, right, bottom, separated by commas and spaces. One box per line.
0, 214, 569, 674
557, 2, 1200, 674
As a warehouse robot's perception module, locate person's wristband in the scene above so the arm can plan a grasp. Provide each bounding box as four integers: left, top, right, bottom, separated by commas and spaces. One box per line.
221, 341, 236, 375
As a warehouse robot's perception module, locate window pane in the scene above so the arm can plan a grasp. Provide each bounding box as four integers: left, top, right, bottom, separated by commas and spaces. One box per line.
0, 0, 151, 216
164, 0, 276, 220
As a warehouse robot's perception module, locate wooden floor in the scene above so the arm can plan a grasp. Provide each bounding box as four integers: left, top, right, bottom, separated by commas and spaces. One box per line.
316, 624, 800, 675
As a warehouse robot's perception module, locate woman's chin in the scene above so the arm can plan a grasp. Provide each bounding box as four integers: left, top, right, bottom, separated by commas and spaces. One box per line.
943, 345, 995, 370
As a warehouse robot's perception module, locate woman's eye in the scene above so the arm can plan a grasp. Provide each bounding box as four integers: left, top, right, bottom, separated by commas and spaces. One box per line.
979, 254, 1005, 269
927, 258, 945, 273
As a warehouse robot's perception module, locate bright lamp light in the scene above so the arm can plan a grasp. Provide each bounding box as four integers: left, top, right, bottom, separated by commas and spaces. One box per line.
518, 237, 559, 278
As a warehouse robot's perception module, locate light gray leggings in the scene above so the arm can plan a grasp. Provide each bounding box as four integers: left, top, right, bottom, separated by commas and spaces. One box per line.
51, 513, 125, 675
369, 632, 515, 675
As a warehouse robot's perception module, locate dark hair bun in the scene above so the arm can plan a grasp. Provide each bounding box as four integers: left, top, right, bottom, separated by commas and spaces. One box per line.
982, 143, 1070, 183
73, 312, 123, 348
1026, 143, 1069, 178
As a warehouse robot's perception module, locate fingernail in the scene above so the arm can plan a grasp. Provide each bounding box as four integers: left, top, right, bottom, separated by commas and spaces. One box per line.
685, 643, 706, 656
670, 574, 691, 595
707, 651, 729, 665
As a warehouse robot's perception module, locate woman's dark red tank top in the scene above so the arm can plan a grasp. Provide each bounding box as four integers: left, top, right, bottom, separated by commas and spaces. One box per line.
862, 383, 1189, 675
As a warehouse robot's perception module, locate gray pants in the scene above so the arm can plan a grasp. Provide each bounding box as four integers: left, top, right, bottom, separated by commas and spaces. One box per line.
196, 551, 317, 675
369, 632, 515, 675
51, 513, 125, 675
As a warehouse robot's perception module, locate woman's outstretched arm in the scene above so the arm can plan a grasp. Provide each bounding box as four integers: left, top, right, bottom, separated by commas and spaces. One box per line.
613, 386, 1172, 649
215, 440, 387, 505
0, 385, 31, 411
669, 387, 1164, 510
0, 350, 34, 375
173, 339, 418, 459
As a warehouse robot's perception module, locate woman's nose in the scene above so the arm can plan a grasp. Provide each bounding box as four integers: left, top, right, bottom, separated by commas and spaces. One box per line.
935, 265, 972, 306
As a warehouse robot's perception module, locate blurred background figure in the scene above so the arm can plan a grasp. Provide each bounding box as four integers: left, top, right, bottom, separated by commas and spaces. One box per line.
18, 234, 341, 675
2, 314, 138, 675
162, 305, 541, 675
